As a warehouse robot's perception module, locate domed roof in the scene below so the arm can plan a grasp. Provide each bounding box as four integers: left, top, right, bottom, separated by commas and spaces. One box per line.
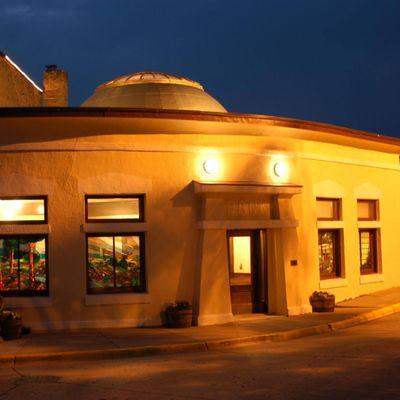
82, 71, 227, 112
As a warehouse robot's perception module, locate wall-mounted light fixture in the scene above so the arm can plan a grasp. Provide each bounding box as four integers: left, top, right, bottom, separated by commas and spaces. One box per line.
203, 158, 220, 175
273, 160, 288, 178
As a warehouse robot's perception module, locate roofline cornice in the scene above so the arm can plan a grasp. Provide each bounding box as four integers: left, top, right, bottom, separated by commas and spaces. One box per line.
0, 106, 399, 149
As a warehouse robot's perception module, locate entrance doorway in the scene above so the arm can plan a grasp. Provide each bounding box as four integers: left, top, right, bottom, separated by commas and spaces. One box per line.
227, 230, 267, 314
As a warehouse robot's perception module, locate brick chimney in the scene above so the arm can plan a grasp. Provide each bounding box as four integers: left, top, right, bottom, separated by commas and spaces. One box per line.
43, 65, 68, 106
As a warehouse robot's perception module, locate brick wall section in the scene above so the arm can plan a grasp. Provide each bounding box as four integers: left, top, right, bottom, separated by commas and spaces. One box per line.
0, 55, 42, 107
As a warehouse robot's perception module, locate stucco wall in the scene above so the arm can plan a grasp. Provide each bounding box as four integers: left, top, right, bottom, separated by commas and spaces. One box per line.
0, 115, 399, 330
0, 56, 42, 107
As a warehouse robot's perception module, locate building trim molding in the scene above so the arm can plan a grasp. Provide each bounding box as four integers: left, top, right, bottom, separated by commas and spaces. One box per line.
357, 221, 382, 229
0, 224, 50, 234
193, 181, 302, 196
1, 143, 398, 172
82, 223, 148, 233
317, 221, 344, 229
198, 219, 299, 230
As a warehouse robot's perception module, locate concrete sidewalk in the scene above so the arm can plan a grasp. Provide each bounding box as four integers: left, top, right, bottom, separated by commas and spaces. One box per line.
1, 287, 400, 365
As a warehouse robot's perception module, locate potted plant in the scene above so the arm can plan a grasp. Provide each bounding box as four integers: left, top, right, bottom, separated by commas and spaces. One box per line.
0, 310, 23, 340
165, 301, 193, 328
309, 291, 335, 312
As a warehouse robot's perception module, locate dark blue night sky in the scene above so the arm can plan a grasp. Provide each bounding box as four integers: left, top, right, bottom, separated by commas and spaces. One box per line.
1, 0, 399, 137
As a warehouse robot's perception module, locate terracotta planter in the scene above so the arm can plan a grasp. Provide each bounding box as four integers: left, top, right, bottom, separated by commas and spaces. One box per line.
1, 319, 22, 340
165, 306, 193, 328
309, 292, 335, 312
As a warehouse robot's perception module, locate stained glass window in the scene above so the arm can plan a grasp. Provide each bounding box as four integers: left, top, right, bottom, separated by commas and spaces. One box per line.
359, 230, 378, 274
0, 236, 48, 295
318, 230, 340, 279
87, 234, 145, 293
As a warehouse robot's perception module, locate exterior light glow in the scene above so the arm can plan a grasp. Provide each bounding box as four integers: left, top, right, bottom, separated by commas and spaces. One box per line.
273, 161, 288, 178
203, 158, 220, 175
0, 200, 22, 220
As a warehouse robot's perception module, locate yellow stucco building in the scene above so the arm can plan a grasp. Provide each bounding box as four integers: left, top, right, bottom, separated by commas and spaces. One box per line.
0, 53, 399, 330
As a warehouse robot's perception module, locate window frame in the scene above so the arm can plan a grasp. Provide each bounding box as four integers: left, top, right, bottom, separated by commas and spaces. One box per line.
86, 232, 146, 295
316, 197, 341, 221
359, 228, 379, 275
357, 199, 379, 221
0, 234, 49, 297
318, 229, 342, 280
85, 194, 145, 223
0, 196, 48, 225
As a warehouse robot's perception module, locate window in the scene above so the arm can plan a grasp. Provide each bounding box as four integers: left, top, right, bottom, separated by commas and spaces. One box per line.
0, 197, 47, 224
359, 229, 378, 274
357, 200, 379, 275
318, 230, 341, 279
85, 195, 144, 222
0, 235, 48, 296
232, 236, 251, 274
316, 198, 341, 220
357, 200, 378, 221
87, 233, 145, 294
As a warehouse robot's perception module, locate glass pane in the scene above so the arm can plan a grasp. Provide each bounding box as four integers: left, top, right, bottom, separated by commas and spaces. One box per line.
18, 237, 47, 291
319, 231, 338, 277
0, 239, 19, 291
358, 201, 376, 220
0, 199, 45, 222
360, 231, 375, 271
87, 198, 140, 220
87, 237, 114, 289
233, 236, 251, 274
115, 236, 141, 288
316, 199, 338, 220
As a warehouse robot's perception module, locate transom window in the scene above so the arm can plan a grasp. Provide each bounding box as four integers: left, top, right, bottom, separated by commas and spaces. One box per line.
359, 229, 378, 274
0, 235, 48, 296
316, 198, 341, 220
87, 233, 146, 294
318, 230, 341, 279
357, 200, 378, 221
0, 197, 47, 224
85, 195, 144, 222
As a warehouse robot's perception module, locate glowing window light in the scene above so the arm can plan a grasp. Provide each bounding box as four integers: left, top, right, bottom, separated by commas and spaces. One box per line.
203, 158, 220, 175
0, 198, 46, 222
86, 197, 142, 221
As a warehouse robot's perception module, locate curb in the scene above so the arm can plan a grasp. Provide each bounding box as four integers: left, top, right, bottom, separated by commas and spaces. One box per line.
1, 302, 400, 366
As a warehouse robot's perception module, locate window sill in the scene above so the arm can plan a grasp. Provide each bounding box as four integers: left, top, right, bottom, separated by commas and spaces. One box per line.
85, 293, 150, 306
360, 274, 384, 285
82, 223, 148, 233
0, 224, 50, 234
319, 278, 348, 289
3, 297, 52, 308
317, 221, 343, 229
358, 221, 381, 229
